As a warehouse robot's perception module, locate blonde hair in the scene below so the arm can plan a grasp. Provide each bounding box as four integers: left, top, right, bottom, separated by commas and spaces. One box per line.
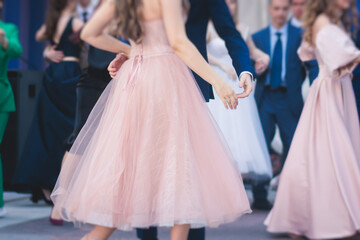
302, 0, 358, 44
114, 0, 190, 43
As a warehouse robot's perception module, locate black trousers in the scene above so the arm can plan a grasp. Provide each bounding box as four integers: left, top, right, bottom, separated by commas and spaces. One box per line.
65, 66, 112, 150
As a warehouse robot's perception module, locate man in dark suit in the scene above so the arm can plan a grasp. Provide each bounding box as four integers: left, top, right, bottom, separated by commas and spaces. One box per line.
352, 0, 360, 121
251, 0, 307, 210
185, 0, 253, 102
134, 0, 253, 239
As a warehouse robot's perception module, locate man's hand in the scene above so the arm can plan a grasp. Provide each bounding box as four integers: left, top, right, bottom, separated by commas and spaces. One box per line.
237, 73, 253, 98
108, 53, 128, 78
45, 45, 64, 63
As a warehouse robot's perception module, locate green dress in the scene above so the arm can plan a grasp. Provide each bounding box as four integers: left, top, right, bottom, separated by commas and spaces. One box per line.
0, 21, 22, 208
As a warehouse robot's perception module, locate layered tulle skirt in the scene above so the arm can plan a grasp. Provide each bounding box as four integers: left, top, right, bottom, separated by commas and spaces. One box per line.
51, 49, 251, 230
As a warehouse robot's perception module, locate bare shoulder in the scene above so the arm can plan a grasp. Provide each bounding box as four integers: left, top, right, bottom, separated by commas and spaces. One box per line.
313, 14, 331, 33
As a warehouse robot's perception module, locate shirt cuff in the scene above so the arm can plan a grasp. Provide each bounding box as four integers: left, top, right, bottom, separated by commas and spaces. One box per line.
239, 71, 254, 81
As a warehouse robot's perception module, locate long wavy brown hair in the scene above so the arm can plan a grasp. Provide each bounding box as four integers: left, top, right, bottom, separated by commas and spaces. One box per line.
114, 0, 190, 43
43, 0, 68, 41
302, 0, 358, 44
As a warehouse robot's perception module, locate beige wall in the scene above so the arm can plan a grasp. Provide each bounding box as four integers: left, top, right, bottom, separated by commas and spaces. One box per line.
237, 0, 270, 33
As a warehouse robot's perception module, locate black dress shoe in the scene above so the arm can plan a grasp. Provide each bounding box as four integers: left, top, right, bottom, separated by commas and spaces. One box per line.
251, 199, 273, 210
31, 189, 53, 205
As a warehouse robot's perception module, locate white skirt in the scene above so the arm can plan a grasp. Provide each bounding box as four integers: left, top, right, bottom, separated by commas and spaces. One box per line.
207, 65, 273, 181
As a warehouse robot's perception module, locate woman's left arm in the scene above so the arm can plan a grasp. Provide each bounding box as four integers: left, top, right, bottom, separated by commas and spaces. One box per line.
80, 0, 130, 55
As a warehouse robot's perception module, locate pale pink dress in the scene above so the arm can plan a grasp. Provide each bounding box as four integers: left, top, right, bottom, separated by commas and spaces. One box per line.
265, 24, 360, 239
50, 20, 251, 231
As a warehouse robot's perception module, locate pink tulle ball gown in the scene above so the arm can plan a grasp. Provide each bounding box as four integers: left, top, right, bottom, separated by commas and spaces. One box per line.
51, 19, 251, 231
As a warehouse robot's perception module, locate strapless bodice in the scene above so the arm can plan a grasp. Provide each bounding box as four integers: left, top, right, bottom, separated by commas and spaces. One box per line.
130, 20, 174, 58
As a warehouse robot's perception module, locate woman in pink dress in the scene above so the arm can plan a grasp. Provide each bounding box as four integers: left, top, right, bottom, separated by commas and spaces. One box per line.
50, 0, 252, 239
265, 0, 360, 239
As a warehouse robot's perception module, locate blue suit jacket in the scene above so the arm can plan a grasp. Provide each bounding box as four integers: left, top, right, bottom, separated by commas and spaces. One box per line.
252, 24, 306, 117
186, 0, 253, 101
353, 0, 360, 79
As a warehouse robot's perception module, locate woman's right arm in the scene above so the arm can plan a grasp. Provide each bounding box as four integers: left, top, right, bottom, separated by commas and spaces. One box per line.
161, 0, 238, 109
80, 0, 130, 55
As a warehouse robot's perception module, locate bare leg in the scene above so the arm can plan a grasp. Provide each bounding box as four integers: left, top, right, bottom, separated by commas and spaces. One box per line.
50, 206, 62, 220
170, 224, 190, 240
50, 151, 70, 220
81, 226, 116, 240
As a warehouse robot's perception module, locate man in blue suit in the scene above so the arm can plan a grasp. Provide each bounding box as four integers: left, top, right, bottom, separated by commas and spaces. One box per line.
251, 0, 307, 210
352, 0, 360, 121
135, 0, 253, 240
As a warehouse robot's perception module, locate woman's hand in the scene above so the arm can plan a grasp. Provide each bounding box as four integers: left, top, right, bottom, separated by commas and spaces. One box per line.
107, 53, 129, 78
45, 45, 64, 63
213, 80, 238, 110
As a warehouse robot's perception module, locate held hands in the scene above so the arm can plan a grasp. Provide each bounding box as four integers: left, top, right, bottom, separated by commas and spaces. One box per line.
45, 46, 64, 63
213, 80, 239, 110
237, 73, 253, 98
108, 53, 129, 78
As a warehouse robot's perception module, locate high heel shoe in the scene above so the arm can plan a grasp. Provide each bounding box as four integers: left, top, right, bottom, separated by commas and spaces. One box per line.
49, 216, 63, 226
49, 207, 63, 226
31, 189, 53, 205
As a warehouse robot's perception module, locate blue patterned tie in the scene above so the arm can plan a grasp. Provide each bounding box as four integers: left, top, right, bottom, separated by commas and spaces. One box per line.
270, 32, 283, 88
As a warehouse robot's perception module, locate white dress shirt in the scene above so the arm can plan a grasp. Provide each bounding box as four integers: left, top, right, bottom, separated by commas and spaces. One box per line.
291, 17, 303, 28
267, 23, 288, 86
76, 4, 95, 22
